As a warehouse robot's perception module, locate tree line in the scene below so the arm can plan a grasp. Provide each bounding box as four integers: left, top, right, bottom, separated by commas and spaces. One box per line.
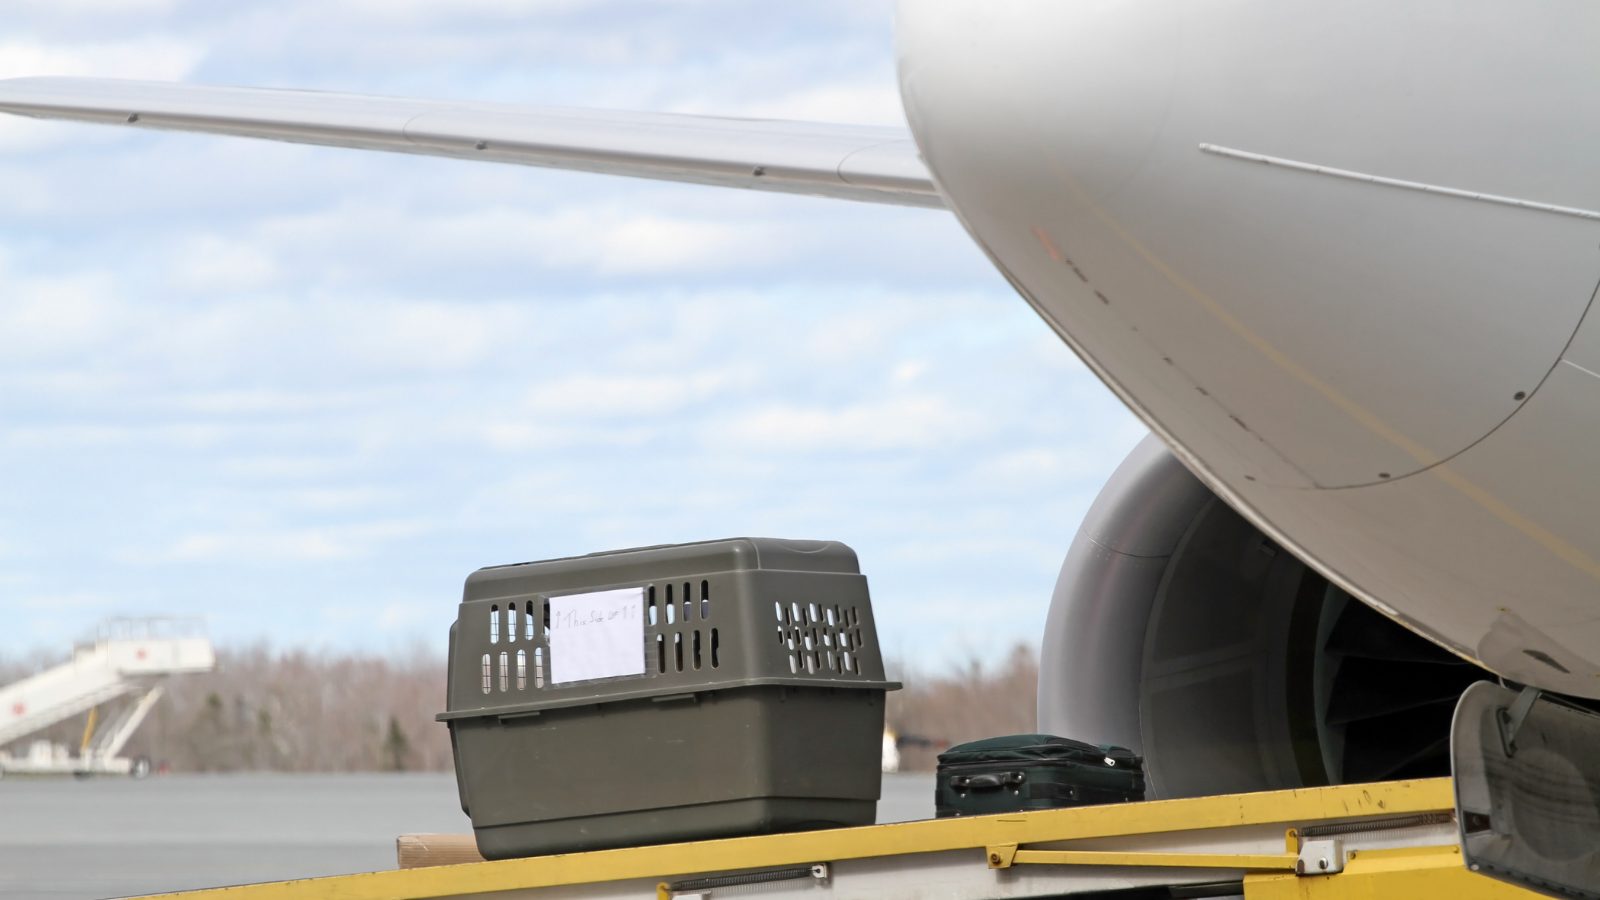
0, 643, 1037, 773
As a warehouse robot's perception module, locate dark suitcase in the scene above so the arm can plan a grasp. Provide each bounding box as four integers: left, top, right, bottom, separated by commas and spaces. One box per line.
935, 734, 1144, 817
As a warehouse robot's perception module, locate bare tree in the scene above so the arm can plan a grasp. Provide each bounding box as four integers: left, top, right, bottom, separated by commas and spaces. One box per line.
127, 644, 455, 772
886, 643, 1040, 771
4, 642, 1040, 774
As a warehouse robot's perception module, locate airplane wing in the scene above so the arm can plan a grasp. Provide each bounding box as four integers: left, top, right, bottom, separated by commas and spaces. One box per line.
0, 77, 944, 209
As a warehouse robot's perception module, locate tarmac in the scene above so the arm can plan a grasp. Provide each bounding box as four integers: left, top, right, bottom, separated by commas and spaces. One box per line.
0, 771, 936, 899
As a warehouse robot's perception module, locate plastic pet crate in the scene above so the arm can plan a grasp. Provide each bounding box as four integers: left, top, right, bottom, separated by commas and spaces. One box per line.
439, 538, 899, 859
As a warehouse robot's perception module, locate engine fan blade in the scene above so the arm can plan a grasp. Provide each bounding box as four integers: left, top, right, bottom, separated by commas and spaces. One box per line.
1317, 589, 1491, 784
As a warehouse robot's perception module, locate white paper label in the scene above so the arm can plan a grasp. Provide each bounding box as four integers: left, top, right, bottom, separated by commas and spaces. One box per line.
548, 587, 645, 684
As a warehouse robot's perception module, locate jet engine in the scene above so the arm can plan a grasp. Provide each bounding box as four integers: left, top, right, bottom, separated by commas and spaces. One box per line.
1039, 435, 1490, 798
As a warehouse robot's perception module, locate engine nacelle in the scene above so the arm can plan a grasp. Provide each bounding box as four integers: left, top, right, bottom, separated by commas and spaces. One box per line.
1041, 435, 1487, 798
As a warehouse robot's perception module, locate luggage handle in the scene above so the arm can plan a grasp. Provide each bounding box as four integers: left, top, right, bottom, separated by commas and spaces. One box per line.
950, 771, 1026, 792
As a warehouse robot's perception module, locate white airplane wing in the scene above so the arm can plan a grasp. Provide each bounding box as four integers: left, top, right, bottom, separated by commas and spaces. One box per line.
0, 77, 943, 209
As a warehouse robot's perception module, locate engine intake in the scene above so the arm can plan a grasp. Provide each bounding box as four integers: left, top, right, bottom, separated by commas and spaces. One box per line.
1039, 435, 1487, 798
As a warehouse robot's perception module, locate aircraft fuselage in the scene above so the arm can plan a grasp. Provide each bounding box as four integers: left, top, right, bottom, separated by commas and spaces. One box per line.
898, 0, 1600, 697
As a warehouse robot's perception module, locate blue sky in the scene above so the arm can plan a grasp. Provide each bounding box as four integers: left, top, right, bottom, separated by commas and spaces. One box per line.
0, 0, 1145, 664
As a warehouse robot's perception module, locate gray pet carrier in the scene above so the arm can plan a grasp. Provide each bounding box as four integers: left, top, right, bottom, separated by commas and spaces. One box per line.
439, 538, 899, 859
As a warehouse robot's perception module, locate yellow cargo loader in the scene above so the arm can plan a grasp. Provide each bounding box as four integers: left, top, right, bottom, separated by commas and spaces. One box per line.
132, 778, 1544, 900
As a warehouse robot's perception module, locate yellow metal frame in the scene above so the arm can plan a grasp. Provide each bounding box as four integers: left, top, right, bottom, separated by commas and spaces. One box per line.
133, 778, 1531, 900
989, 844, 1298, 872
1246, 845, 1535, 899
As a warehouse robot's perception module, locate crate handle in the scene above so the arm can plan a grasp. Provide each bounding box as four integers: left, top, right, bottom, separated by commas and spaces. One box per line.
650, 692, 701, 705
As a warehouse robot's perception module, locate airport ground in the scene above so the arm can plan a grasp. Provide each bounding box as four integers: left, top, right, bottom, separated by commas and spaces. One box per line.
0, 772, 936, 900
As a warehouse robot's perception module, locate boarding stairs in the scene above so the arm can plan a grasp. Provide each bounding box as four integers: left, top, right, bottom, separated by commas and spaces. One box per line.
0, 618, 213, 775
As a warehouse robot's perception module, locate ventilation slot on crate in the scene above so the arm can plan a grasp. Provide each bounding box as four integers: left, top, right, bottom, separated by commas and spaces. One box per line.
640, 581, 717, 681
484, 599, 553, 691
773, 601, 866, 675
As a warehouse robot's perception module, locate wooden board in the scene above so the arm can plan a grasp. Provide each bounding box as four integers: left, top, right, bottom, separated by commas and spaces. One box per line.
396, 834, 484, 869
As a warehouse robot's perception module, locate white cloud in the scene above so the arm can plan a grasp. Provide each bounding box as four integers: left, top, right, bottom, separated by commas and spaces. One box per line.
799, 295, 999, 362
376, 600, 429, 631
277, 487, 394, 513
0, 120, 80, 153
12, 591, 116, 611
575, 213, 771, 275
0, 272, 126, 360
0, 37, 203, 81
0, 422, 251, 451
719, 394, 977, 453
686, 82, 907, 127
219, 456, 355, 481
154, 389, 373, 417
170, 235, 280, 293
971, 444, 1144, 490
891, 360, 928, 384
254, 203, 795, 277
0, 369, 126, 398
322, 0, 625, 23
345, 299, 528, 370
480, 420, 658, 452
10, 0, 179, 13
524, 370, 736, 417
144, 519, 430, 564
